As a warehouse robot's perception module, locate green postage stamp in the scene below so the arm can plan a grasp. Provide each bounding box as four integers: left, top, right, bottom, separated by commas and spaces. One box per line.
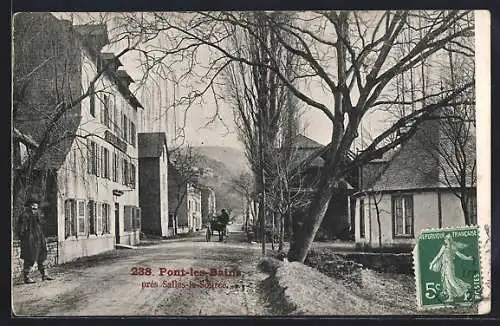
414, 226, 483, 310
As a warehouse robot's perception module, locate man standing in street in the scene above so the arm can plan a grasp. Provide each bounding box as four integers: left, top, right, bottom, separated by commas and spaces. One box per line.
17, 198, 54, 284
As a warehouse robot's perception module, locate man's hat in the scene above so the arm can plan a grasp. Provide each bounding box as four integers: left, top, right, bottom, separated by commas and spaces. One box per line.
25, 197, 41, 207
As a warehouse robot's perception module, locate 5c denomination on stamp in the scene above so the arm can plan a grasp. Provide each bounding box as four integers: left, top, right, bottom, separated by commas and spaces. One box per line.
414, 226, 482, 310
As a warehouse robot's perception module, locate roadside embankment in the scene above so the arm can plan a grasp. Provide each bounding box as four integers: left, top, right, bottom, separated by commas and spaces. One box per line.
257, 257, 402, 315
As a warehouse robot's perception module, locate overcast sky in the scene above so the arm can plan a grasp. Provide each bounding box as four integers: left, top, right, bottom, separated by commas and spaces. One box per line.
50, 11, 481, 153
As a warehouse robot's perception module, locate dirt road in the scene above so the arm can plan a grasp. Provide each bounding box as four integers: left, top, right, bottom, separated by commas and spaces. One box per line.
12, 225, 273, 316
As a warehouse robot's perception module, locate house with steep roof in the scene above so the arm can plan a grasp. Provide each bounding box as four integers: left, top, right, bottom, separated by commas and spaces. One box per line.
352, 117, 476, 249
138, 132, 172, 237
277, 134, 356, 241
12, 13, 143, 264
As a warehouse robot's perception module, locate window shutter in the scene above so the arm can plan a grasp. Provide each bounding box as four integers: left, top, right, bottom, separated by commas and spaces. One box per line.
131, 206, 136, 230
404, 196, 413, 235
87, 139, 92, 174
96, 145, 101, 177
107, 203, 111, 234
115, 109, 121, 135
72, 200, 77, 237
64, 200, 71, 238
97, 202, 102, 235
131, 122, 136, 147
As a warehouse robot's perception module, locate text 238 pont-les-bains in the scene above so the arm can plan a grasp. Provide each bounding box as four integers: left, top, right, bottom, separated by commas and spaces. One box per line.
130, 267, 242, 277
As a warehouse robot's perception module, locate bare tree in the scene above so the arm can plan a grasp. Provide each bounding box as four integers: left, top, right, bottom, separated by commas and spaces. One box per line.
230, 171, 255, 229
12, 13, 142, 234
222, 12, 298, 254
114, 10, 475, 262
168, 145, 202, 233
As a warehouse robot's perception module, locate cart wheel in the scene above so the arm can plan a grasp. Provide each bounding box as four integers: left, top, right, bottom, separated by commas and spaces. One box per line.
206, 228, 211, 242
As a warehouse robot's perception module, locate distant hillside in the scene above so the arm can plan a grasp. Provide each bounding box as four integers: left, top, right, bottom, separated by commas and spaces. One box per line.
191, 146, 251, 217
193, 146, 251, 177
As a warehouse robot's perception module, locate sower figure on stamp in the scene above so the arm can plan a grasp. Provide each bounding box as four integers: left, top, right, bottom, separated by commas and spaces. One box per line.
429, 233, 472, 303
17, 198, 55, 284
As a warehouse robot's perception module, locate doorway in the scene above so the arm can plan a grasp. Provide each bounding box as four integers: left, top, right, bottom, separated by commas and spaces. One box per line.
115, 203, 120, 244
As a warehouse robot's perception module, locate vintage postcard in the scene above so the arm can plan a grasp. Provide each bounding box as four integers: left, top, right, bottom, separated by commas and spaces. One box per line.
11, 10, 490, 316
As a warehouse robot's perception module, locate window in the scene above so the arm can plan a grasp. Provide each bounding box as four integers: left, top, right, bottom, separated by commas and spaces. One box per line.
122, 114, 128, 141
88, 200, 96, 235
392, 195, 414, 237
101, 95, 111, 128
89, 84, 95, 117
130, 121, 136, 147
102, 203, 110, 234
130, 206, 141, 231
88, 141, 98, 176
114, 108, 121, 135
359, 199, 365, 238
124, 205, 133, 232
101, 147, 109, 179
122, 158, 128, 186
112, 152, 118, 182
129, 163, 136, 188
77, 200, 86, 235
64, 199, 77, 238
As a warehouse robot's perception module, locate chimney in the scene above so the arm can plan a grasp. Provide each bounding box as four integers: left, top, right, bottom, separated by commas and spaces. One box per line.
100, 53, 123, 72
74, 24, 109, 53
116, 69, 134, 88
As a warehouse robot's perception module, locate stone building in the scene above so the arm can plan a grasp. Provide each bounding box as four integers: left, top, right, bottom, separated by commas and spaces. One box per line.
12, 12, 143, 265
138, 132, 172, 237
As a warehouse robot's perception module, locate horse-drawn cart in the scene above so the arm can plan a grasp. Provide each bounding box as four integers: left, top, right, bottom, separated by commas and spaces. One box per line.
205, 219, 229, 242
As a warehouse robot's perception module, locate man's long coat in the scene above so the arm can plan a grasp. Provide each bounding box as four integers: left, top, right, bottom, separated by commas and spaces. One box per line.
17, 208, 48, 263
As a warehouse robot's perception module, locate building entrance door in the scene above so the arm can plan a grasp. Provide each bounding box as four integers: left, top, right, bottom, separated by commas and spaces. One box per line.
115, 203, 120, 244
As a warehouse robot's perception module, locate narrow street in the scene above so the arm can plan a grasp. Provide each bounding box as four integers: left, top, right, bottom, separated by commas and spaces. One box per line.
12, 224, 273, 316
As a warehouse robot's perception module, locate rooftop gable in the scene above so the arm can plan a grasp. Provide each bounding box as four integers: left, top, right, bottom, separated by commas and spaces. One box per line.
138, 132, 168, 158
369, 116, 476, 192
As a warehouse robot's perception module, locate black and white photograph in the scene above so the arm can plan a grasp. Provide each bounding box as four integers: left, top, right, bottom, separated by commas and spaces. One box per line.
11, 10, 490, 316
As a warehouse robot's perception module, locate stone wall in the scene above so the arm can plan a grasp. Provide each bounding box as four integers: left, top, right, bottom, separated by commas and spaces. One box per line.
341, 252, 413, 274
12, 238, 58, 281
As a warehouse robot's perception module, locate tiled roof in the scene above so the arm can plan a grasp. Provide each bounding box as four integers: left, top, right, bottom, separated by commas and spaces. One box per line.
293, 134, 324, 149
138, 132, 168, 158
370, 117, 476, 192
13, 13, 82, 170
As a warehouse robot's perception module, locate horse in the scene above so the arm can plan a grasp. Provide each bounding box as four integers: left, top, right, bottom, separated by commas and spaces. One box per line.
205, 218, 228, 242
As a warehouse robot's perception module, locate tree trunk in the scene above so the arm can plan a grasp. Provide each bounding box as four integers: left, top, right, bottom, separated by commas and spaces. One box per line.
287, 177, 335, 262
271, 212, 275, 251
287, 205, 293, 247
460, 195, 471, 225
278, 211, 284, 251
